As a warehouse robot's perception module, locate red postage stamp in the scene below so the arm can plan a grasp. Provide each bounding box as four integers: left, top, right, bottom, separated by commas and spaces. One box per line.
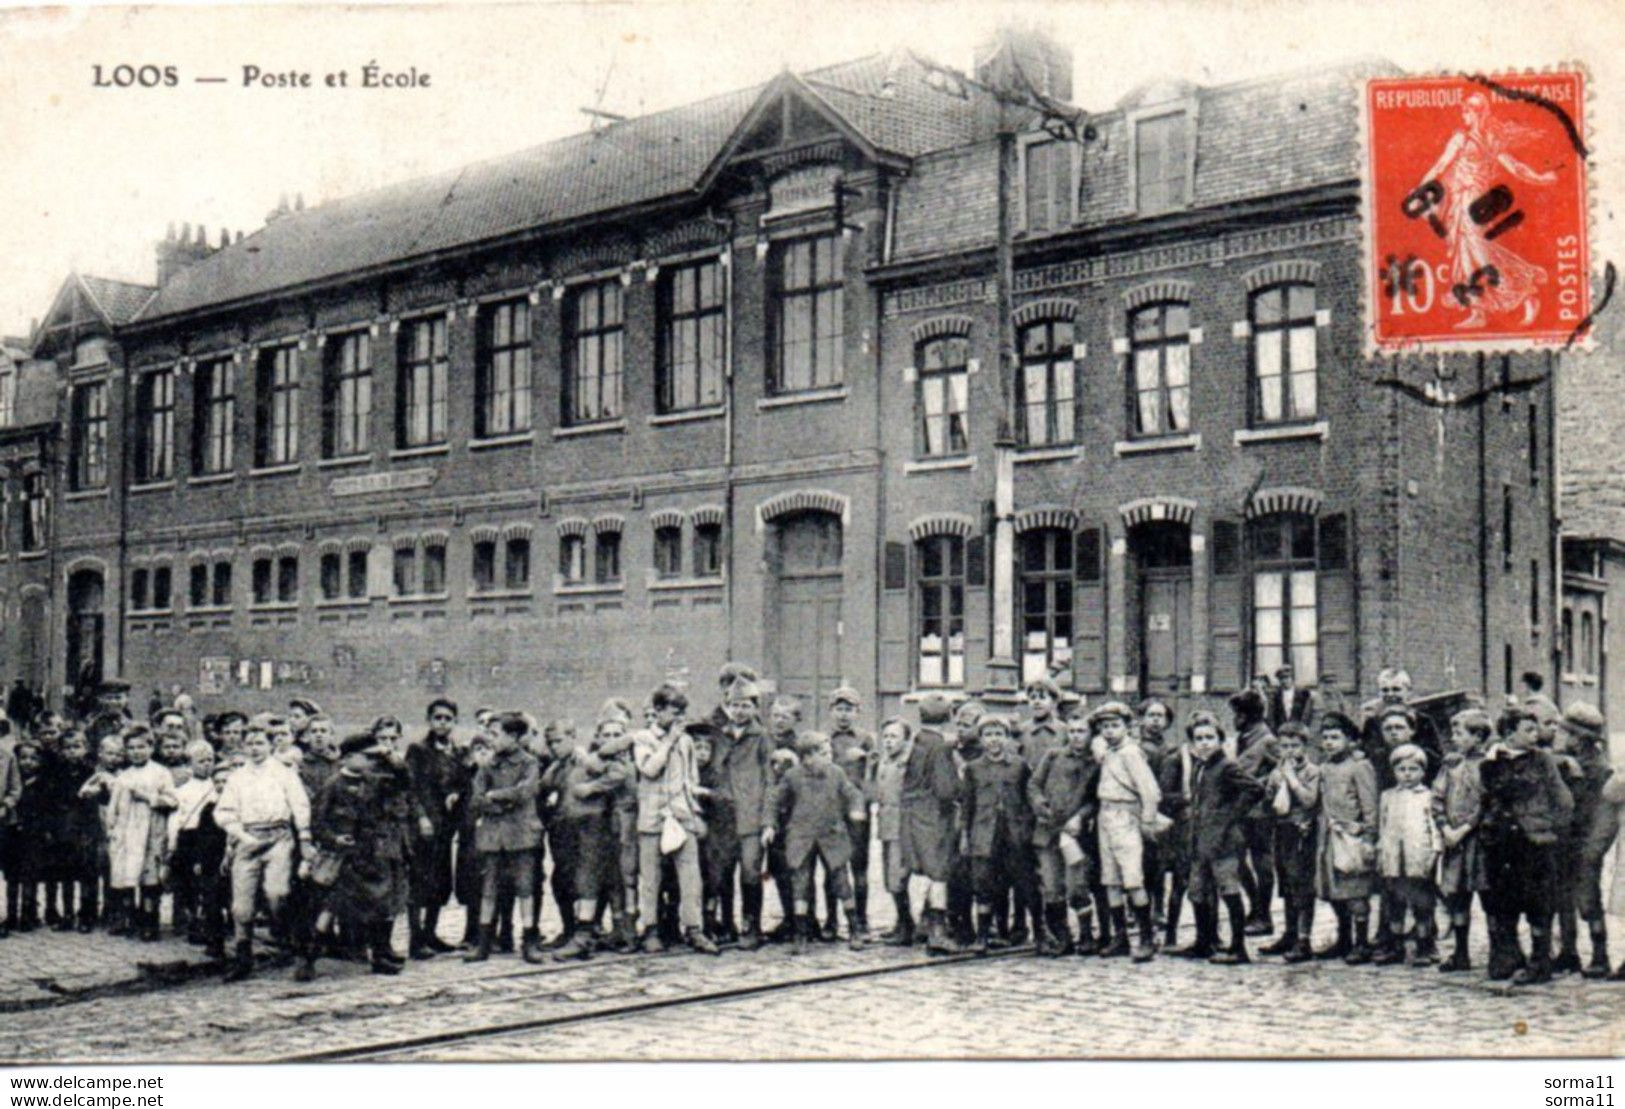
1361, 70, 1590, 353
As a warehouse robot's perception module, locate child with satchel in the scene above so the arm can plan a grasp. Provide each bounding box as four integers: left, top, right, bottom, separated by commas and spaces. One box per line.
1314, 711, 1379, 964
307, 739, 399, 978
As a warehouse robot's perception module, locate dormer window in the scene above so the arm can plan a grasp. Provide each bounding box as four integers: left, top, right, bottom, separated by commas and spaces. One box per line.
1134, 111, 1189, 213
1020, 135, 1076, 234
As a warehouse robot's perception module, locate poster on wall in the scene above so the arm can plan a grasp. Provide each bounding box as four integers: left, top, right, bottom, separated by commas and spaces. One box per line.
198, 657, 232, 696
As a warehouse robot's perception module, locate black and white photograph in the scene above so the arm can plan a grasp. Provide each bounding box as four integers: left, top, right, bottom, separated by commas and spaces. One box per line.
0, 0, 1621, 1080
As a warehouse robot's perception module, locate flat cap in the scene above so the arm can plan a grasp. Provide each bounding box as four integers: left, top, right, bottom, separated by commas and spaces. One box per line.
828, 684, 862, 707
1560, 702, 1606, 739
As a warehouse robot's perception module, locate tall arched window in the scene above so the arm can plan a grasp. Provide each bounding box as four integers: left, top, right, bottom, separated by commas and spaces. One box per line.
1018, 320, 1076, 446
1250, 283, 1318, 424
1250, 512, 1318, 683
916, 533, 965, 687
1020, 527, 1074, 684
1128, 302, 1191, 437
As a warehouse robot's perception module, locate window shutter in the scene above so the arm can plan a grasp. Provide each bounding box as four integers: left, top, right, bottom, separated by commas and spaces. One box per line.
883, 541, 908, 591
1210, 519, 1244, 691
966, 534, 987, 588
1072, 525, 1106, 692
1051, 138, 1073, 225
1317, 511, 1355, 690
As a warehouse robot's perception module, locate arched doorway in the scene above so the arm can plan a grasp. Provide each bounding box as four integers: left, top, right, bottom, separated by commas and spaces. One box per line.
767, 509, 843, 726
1129, 520, 1193, 696
66, 568, 105, 702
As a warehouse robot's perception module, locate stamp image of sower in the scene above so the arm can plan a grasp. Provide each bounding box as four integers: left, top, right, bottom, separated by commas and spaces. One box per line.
1361, 70, 1590, 353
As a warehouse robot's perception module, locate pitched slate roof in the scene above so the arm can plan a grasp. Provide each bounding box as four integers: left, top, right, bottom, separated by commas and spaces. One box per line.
135, 52, 997, 325
78, 275, 156, 325
890, 61, 1393, 264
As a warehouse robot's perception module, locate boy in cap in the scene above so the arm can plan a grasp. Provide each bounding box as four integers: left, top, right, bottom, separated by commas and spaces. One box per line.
287, 697, 321, 748
871, 717, 915, 944
633, 684, 717, 955
1551, 702, 1612, 976
1182, 711, 1265, 964
715, 674, 772, 948
825, 685, 875, 938
902, 692, 964, 955
1480, 706, 1574, 984
1012, 678, 1064, 945
1260, 723, 1321, 962
464, 713, 544, 963
946, 699, 985, 945
548, 715, 635, 962
1091, 701, 1162, 961
1029, 713, 1100, 955
1433, 708, 1490, 972
958, 716, 1037, 953
406, 698, 468, 955
764, 731, 868, 952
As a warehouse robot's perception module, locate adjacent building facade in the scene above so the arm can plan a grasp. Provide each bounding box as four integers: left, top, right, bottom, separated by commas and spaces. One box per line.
19, 34, 1559, 727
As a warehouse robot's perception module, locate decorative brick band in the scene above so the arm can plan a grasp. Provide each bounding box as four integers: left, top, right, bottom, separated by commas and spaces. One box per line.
420, 529, 450, 548
592, 514, 625, 535
391, 534, 419, 552
556, 517, 589, 539
1121, 278, 1193, 310
907, 512, 976, 542
249, 544, 277, 559
690, 505, 725, 528
1241, 259, 1322, 292
755, 489, 850, 530
343, 536, 373, 554
1012, 298, 1078, 329
908, 314, 977, 345
469, 525, 501, 544
501, 522, 534, 542
1119, 497, 1197, 527
316, 538, 345, 556
1246, 486, 1323, 519
650, 508, 686, 530
1015, 506, 1079, 533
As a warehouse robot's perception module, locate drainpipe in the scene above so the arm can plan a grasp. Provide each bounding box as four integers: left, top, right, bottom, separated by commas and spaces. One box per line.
1546, 350, 1560, 702
1477, 352, 1490, 694
985, 118, 1021, 704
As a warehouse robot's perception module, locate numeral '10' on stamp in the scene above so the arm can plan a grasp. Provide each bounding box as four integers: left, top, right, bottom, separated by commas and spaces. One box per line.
1362, 70, 1589, 353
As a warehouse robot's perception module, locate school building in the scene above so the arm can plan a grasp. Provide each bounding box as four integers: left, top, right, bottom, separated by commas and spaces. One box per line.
14, 31, 1561, 729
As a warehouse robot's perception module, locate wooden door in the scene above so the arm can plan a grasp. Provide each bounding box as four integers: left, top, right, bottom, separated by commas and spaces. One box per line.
1141, 570, 1191, 695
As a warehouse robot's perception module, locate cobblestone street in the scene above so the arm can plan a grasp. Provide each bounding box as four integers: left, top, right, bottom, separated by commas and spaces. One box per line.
0, 894, 1619, 1063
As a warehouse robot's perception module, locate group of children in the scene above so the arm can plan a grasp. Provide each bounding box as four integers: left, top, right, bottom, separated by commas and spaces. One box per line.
0, 664, 1619, 990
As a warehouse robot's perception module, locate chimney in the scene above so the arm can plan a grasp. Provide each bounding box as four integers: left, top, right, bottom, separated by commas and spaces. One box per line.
155, 218, 217, 285
974, 23, 1073, 104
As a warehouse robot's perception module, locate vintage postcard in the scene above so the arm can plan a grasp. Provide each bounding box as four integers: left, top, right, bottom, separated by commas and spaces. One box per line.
0, 0, 1621, 1075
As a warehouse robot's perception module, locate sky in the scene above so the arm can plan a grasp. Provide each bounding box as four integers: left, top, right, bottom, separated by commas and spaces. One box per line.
0, 0, 1621, 338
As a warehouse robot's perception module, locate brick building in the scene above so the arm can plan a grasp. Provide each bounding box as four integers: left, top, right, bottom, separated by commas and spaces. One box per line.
1559, 303, 1625, 736
0, 330, 62, 696
21, 33, 1558, 727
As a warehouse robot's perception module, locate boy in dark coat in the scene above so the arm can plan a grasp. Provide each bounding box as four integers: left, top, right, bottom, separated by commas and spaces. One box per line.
6, 742, 49, 932
1230, 689, 1278, 937
1029, 715, 1100, 955
946, 699, 985, 946
547, 716, 633, 962
901, 692, 963, 955
715, 678, 770, 949
55, 731, 103, 932
689, 723, 737, 944
1155, 724, 1197, 952
959, 717, 1036, 954
825, 686, 874, 938
763, 731, 867, 953
405, 698, 467, 955
1260, 723, 1321, 962
1181, 712, 1265, 964
1479, 706, 1575, 985
1557, 704, 1617, 978
464, 714, 543, 963
310, 740, 400, 977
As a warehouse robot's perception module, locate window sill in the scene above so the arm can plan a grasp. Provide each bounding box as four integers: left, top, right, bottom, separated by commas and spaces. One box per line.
128, 608, 175, 618
388, 593, 451, 605
16, 550, 46, 562
317, 454, 373, 470
1234, 421, 1328, 446
186, 604, 233, 615
649, 406, 725, 427
1014, 444, 1082, 464
316, 597, 371, 609
249, 463, 301, 478
553, 419, 627, 440
904, 456, 975, 475
187, 473, 236, 486
758, 386, 847, 411
469, 587, 534, 601
470, 432, 534, 451
389, 444, 449, 460
65, 488, 110, 501
129, 480, 176, 493
554, 582, 625, 597
1113, 433, 1202, 457
248, 602, 299, 613
648, 575, 725, 592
